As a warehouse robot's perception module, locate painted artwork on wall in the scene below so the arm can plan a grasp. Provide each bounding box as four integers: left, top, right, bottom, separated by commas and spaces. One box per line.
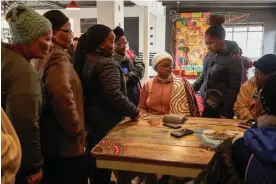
175, 12, 210, 71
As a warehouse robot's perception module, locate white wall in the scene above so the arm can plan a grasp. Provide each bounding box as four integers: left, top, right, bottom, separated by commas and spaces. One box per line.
124, 6, 144, 52
36, 8, 97, 37
35, 6, 166, 54
35, 6, 166, 78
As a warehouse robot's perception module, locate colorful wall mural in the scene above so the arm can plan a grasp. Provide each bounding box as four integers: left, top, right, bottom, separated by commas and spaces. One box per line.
175, 12, 210, 71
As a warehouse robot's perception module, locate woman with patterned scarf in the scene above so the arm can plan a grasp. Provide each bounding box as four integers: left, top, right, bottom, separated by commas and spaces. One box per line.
112, 26, 145, 106
139, 52, 199, 117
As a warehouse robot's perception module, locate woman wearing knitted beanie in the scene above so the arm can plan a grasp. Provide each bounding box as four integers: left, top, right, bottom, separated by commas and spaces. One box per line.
1, 3, 52, 184
139, 52, 199, 117
36, 10, 86, 184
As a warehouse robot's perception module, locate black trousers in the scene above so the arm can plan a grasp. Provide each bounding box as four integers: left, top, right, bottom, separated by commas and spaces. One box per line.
202, 108, 221, 118
40, 154, 88, 184
86, 133, 112, 184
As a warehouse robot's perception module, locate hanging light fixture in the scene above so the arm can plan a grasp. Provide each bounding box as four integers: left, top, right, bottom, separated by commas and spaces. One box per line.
66, 0, 80, 10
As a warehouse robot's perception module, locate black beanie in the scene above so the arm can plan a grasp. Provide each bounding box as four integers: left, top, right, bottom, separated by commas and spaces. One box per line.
113, 26, 124, 41
253, 54, 276, 75
43, 10, 69, 30
260, 72, 276, 115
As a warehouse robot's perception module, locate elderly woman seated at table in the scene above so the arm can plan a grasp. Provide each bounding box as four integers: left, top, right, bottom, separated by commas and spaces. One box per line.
139, 52, 199, 117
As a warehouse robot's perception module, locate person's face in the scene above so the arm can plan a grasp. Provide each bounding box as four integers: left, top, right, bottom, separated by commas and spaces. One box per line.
53, 21, 73, 49
254, 68, 267, 87
156, 59, 173, 79
100, 31, 115, 57
115, 36, 128, 55
29, 30, 53, 59
73, 40, 78, 50
205, 34, 224, 53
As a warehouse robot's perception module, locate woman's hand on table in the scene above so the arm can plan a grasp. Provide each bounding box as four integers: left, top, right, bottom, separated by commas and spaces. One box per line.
131, 112, 143, 121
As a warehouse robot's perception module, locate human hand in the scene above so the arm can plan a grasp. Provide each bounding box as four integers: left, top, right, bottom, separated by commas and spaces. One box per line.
238, 122, 252, 129
28, 169, 43, 184
131, 112, 142, 121
124, 76, 129, 81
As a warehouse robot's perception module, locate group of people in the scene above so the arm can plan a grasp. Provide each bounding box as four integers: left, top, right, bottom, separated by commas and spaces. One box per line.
1, 3, 276, 184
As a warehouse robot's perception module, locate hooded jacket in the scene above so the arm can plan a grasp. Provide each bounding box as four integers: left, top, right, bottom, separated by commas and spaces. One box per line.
232, 115, 276, 184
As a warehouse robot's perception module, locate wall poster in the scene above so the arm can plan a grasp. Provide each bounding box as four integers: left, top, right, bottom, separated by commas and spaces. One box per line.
175, 12, 210, 72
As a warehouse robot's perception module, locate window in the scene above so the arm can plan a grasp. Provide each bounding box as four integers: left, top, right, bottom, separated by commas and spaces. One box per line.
225, 25, 264, 59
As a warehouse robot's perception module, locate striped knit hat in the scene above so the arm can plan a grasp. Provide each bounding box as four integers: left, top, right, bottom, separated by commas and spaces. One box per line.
5, 3, 52, 44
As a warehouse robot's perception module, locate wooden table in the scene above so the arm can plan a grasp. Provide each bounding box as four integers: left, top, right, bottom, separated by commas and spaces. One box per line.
92, 117, 244, 177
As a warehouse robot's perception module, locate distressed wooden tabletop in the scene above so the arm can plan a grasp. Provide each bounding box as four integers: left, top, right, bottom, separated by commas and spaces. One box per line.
92, 117, 244, 169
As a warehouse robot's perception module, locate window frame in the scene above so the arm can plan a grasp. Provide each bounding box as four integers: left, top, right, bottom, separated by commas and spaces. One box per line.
224, 24, 264, 59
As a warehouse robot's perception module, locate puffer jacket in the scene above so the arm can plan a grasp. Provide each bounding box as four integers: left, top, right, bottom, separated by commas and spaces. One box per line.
82, 52, 139, 140
38, 44, 85, 158
232, 115, 276, 184
234, 77, 257, 120
112, 52, 145, 106
193, 40, 243, 118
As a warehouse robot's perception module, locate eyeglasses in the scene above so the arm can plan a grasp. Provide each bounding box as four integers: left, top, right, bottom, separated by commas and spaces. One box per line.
158, 64, 174, 69
57, 29, 72, 34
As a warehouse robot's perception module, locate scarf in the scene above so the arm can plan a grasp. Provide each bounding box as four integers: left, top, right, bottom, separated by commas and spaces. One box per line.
169, 75, 200, 117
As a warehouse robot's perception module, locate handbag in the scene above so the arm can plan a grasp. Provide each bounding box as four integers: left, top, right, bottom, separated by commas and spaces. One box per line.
204, 89, 223, 110
203, 58, 224, 111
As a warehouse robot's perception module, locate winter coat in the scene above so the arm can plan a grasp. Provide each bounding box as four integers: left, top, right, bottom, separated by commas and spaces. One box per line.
1, 108, 21, 184
234, 77, 258, 120
232, 115, 276, 184
112, 52, 145, 106
1, 43, 43, 175
193, 41, 243, 118
38, 44, 85, 158
81, 52, 139, 140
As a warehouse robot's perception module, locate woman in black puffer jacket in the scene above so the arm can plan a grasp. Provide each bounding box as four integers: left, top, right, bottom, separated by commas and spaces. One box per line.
74, 24, 140, 184
193, 15, 243, 119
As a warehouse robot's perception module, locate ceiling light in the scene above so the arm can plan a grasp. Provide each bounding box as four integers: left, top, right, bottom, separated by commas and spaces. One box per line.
177, 1, 180, 4
66, 0, 80, 10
